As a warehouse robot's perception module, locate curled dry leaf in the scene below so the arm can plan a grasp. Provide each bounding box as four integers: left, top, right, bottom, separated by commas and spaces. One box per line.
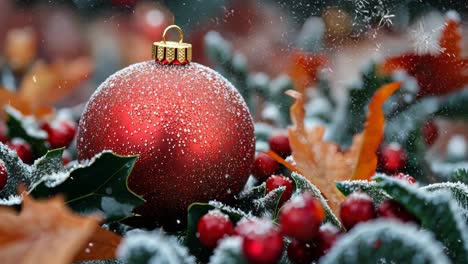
286, 82, 400, 215
288, 51, 328, 94
380, 15, 467, 97
0, 194, 121, 264
352, 82, 401, 180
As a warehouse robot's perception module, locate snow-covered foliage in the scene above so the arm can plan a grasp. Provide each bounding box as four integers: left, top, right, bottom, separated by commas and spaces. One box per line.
320, 220, 450, 264
117, 230, 195, 264
335, 178, 391, 204
208, 236, 247, 264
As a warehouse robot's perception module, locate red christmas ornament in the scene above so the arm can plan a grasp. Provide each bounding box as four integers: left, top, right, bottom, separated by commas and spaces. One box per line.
77, 25, 255, 226
0, 160, 8, 191
197, 210, 234, 249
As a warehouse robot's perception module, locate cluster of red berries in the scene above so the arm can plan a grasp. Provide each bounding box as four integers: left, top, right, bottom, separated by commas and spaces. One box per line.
196, 173, 418, 264
340, 175, 418, 231
196, 192, 337, 264
253, 133, 291, 181
0, 118, 76, 166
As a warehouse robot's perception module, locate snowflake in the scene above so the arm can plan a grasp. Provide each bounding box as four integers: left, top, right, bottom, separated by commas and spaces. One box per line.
411, 22, 444, 54
378, 11, 395, 28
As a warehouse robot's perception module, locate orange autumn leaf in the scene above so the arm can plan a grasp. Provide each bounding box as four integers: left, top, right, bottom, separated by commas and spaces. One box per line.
352, 82, 401, 180
0, 194, 100, 264
288, 51, 328, 94
287, 82, 399, 215
74, 225, 122, 262
380, 15, 467, 97
287, 90, 364, 215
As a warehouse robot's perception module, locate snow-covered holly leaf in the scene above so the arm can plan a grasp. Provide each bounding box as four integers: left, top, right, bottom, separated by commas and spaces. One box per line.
0, 194, 100, 264
237, 182, 285, 218
186, 202, 247, 262
29, 151, 145, 222
380, 13, 468, 97
452, 168, 468, 184
320, 220, 450, 264
5, 106, 48, 158
291, 172, 341, 228
422, 182, 468, 223
117, 230, 195, 264
209, 237, 247, 264
287, 82, 398, 217
0, 143, 31, 200
335, 179, 391, 205
30, 147, 65, 185
375, 175, 468, 263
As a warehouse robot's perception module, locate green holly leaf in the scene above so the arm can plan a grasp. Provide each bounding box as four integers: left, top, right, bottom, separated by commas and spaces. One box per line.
237, 182, 285, 218
422, 182, 468, 223
291, 172, 341, 228
335, 178, 391, 205
5, 107, 48, 158
29, 151, 145, 222
186, 202, 247, 262
321, 220, 450, 264
452, 169, 468, 184
375, 175, 468, 263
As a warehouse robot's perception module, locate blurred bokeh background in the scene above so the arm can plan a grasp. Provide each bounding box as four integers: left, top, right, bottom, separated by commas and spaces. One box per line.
0, 0, 467, 182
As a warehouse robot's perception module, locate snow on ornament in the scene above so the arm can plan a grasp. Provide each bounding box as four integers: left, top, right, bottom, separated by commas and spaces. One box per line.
77, 25, 255, 227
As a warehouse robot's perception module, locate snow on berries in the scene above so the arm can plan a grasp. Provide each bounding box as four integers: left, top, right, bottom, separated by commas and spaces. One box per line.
265, 175, 293, 205
279, 192, 325, 241
197, 210, 234, 249
339, 192, 376, 230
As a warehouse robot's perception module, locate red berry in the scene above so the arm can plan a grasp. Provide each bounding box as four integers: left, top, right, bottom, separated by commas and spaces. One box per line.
287, 240, 315, 264
316, 224, 340, 255
422, 120, 438, 146
43, 120, 77, 149
279, 192, 325, 241
268, 133, 291, 158
340, 192, 376, 230
62, 150, 72, 165
252, 153, 279, 181
378, 199, 419, 223
266, 175, 293, 205
236, 219, 284, 264
7, 138, 33, 164
0, 160, 8, 191
379, 143, 407, 174
197, 210, 234, 249
392, 173, 416, 184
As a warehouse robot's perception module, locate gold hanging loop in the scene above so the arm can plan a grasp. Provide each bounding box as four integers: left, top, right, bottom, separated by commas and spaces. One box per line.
152, 25, 192, 65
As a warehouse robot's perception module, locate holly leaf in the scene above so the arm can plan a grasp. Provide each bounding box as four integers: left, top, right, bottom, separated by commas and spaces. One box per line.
237, 182, 284, 218
321, 220, 450, 264
375, 175, 468, 263
0, 194, 100, 264
422, 182, 468, 223
352, 82, 401, 180
5, 106, 48, 158
335, 179, 391, 205
117, 230, 195, 264
0, 143, 31, 200
291, 172, 341, 228
29, 151, 145, 222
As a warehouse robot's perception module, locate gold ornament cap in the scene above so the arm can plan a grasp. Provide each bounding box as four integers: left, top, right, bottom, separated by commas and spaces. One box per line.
152, 25, 192, 65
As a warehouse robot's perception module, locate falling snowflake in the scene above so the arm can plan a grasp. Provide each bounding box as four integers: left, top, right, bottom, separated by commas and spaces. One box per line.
411, 22, 444, 54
